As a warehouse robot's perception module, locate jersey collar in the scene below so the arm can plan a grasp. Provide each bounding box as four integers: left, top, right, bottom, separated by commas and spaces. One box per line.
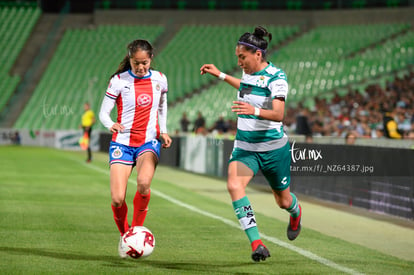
128, 69, 152, 79
251, 62, 271, 75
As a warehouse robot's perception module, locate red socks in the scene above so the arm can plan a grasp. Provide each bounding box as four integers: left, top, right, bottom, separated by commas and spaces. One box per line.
290, 204, 302, 231
111, 203, 129, 235
131, 190, 151, 227
111, 190, 151, 235
251, 239, 264, 251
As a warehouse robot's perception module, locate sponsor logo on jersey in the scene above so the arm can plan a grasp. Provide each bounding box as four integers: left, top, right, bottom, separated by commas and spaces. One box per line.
137, 94, 152, 107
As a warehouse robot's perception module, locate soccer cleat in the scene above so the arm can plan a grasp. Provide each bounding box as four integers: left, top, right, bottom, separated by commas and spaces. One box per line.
251, 244, 271, 262
118, 236, 128, 259
287, 204, 302, 241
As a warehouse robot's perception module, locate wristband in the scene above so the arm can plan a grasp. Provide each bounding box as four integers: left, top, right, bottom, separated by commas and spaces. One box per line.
218, 72, 227, 80
254, 107, 260, 116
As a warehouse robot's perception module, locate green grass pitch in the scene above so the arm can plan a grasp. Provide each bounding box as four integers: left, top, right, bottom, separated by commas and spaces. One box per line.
0, 146, 413, 274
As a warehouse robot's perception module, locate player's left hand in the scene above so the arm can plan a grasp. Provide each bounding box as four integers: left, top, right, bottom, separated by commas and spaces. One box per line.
160, 133, 172, 148
231, 101, 255, 115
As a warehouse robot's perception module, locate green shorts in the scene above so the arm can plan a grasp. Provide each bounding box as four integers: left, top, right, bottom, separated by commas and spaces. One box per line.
229, 142, 291, 191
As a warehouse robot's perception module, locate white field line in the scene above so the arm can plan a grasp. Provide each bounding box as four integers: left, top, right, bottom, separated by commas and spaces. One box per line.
80, 159, 363, 275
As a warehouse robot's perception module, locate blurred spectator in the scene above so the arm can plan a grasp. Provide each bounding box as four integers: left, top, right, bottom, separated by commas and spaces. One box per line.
411, 113, 414, 138
227, 119, 237, 136
11, 131, 21, 145
383, 108, 403, 139
295, 107, 313, 142
210, 115, 229, 134
281, 69, 414, 140
193, 111, 206, 134
187, 70, 413, 140
180, 112, 190, 133
345, 132, 357, 145
372, 125, 384, 138
396, 110, 411, 137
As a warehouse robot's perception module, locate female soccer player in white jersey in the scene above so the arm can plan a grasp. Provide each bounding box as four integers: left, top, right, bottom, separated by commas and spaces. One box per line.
99, 39, 172, 258
200, 26, 302, 262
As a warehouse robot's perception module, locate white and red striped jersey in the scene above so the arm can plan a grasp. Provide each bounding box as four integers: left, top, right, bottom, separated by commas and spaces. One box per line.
99, 69, 168, 147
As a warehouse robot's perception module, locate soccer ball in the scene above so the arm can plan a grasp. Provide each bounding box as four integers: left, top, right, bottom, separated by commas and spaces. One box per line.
120, 226, 155, 259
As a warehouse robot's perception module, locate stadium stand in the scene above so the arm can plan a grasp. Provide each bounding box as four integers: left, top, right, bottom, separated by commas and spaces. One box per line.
166, 72, 242, 133
166, 23, 413, 133
13, 24, 298, 130
282, 69, 414, 139
5, 5, 413, 137
13, 25, 164, 130
156, 25, 299, 102
272, 23, 411, 102
358, 29, 414, 76
0, 5, 40, 112
163, 24, 299, 132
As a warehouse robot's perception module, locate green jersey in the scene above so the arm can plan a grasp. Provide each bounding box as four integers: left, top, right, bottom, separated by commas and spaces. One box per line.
235, 62, 289, 152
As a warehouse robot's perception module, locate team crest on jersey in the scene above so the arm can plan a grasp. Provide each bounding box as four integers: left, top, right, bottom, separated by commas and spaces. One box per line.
137, 94, 152, 107
156, 84, 161, 91
112, 147, 123, 158
256, 76, 266, 87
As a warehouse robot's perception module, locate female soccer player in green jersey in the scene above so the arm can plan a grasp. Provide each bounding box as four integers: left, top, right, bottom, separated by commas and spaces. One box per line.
200, 26, 302, 262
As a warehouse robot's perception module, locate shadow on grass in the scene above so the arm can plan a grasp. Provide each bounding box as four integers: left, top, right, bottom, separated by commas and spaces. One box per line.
0, 246, 120, 263
0, 246, 263, 274
138, 259, 257, 274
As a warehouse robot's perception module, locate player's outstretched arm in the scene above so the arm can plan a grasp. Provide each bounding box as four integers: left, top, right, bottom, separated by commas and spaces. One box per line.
200, 64, 241, 90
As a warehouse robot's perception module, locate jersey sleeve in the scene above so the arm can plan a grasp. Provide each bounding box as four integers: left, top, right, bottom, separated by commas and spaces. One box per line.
158, 73, 168, 133
160, 72, 168, 93
158, 92, 168, 133
268, 71, 288, 100
105, 75, 122, 99
99, 76, 122, 130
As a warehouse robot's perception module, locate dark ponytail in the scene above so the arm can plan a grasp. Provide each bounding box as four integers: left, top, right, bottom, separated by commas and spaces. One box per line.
109, 55, 130, 81
109, 39, 154, 80
237, 26, 272, 58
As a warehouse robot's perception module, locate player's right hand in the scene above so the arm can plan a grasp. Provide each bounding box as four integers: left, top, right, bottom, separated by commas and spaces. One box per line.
200, 64, 220, 78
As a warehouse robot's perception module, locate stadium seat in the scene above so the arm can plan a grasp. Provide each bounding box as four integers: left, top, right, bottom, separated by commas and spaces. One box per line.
14, 25, 164, 130
13, 20, 412, 132
166, 23, 412, 131
0, 6, 40, 113
269, 23, 411, 103
156, 24, 299, 104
